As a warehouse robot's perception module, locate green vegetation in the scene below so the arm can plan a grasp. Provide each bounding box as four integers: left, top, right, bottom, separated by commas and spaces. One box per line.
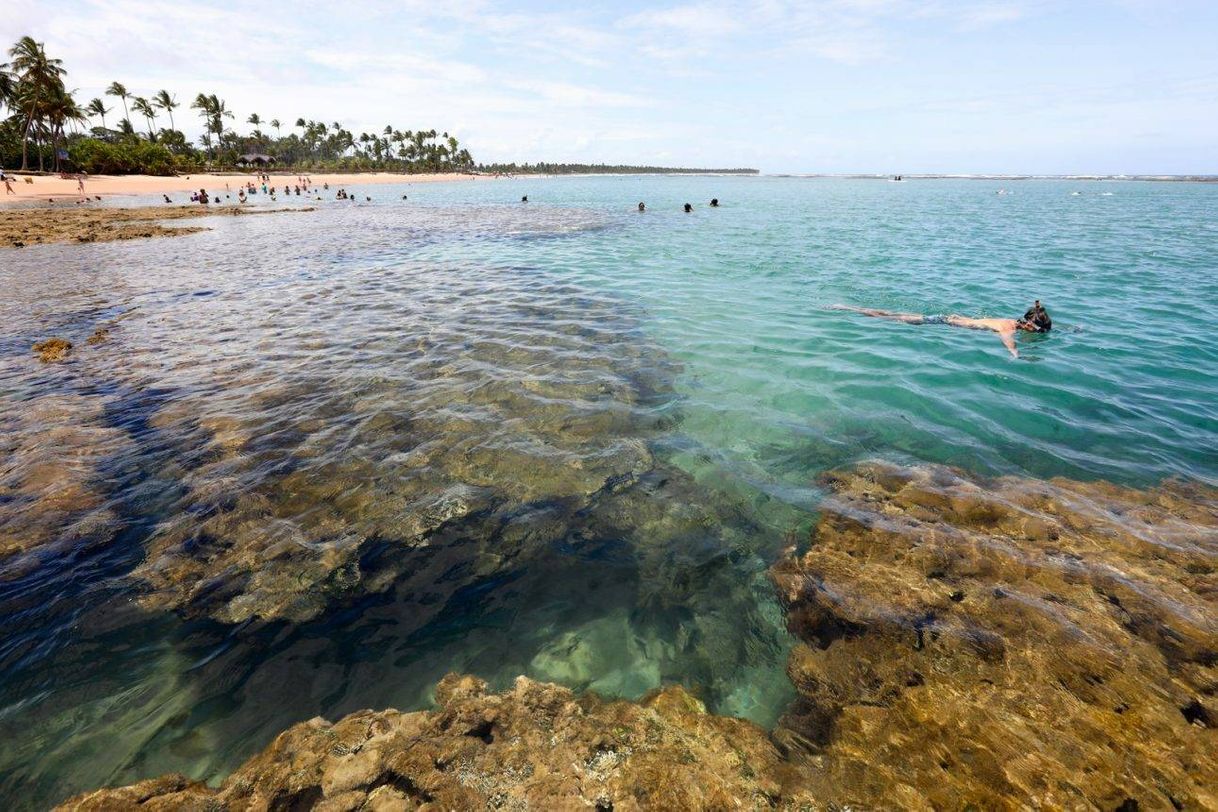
477, 162, 758, 175
1, 36, 475, 175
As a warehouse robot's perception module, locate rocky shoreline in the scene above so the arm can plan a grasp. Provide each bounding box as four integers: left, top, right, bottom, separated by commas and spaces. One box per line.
0, 205, 313, 248
58, 461, 1218, 810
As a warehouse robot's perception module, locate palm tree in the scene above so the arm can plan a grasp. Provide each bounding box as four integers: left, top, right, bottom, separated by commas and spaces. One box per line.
7, 36, 67, 170
86, 97, 109, 129
270, 118, 280, 135
0, 67, 13, 115
46, 84, 85, 170
132, 95, 157, 138
153, 89, 178, 132
191, 92, 215, 156
191, 93, 233, 159
247, 112, 261, 127
209, 94, 233, 136
105, 80, 129, 123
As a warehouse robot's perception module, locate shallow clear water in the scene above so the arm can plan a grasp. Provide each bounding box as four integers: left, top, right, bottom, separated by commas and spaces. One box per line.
1, 176, 1216, 807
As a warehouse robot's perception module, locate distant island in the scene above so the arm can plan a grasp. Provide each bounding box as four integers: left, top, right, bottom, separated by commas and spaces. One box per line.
477, 162, 759, 176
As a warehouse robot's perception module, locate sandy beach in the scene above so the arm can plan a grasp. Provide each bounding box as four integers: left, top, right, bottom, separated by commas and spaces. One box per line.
0, 171, 487, 205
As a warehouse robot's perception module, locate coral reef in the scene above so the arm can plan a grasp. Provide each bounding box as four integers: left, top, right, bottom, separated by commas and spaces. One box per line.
32, 337, 72, 363
0, 394, 131, 568
0, 205, 313, 248
770, 461, 1218, 810
59, 674, 813, 811
127, 289, 691, 625
45, 462, 1218, 810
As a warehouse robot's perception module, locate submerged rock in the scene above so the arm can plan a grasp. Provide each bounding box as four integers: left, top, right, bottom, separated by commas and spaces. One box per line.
32, 337, 72, 363
59, 674, 815, 811
0, 394, 130, 568
49, 461, 1218, 809
770, 461, 1218, 810
128, 290, 684, 625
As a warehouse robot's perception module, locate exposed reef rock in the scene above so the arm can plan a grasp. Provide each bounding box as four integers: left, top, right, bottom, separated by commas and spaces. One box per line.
32, 337, 73, 363
59, 674, 814, 811
770, 461, 1218, 810
47, 461, 1218, 810
0, 205, 314, 248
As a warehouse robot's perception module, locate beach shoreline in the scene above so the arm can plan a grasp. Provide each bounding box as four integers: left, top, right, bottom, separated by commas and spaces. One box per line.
0, 171, 488, 205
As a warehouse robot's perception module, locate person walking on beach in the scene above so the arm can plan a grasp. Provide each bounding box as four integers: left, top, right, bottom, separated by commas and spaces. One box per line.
833, 301, 1052, 358
3, 172, 14, 195
76, 173, 87, 199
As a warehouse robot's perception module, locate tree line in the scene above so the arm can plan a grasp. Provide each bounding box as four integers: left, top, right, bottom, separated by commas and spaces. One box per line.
1, 36, 474, 175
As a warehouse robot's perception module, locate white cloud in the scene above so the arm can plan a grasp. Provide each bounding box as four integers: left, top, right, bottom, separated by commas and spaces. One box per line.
622, 4, 742, 37
5, 0, 1213, 172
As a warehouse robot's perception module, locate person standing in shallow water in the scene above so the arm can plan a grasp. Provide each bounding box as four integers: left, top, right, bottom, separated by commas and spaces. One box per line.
684, 203, 693, 213
710, 198, 719, 207
638, 202, 645, 212
833, 301, 1052, 358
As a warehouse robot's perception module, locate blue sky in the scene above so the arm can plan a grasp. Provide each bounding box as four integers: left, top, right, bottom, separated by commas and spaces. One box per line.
10, 0, 1218, 173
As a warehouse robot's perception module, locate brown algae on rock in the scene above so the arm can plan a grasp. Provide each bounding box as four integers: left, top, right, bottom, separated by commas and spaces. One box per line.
0, 205, 314, 248
770, 460, 1218, 810
32, 337, 72, 363
52, 461, 1218, 810
58, 674, 815, 811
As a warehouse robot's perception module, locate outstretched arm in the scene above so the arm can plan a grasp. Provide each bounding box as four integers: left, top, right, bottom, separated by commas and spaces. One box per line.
998, 328, 1018, 358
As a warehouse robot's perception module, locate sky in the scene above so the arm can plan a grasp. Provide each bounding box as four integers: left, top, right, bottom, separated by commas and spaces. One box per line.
8, 0, 1218, 173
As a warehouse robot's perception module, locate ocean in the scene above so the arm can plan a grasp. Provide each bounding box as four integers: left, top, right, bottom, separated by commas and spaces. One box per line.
1, 175, 1215, 806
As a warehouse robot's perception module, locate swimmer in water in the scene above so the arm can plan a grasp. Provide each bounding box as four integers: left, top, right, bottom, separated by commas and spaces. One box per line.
833, 300, 1051, 358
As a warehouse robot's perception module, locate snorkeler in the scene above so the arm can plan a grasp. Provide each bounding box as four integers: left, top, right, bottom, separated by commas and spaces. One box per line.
833, 301, 1052, 358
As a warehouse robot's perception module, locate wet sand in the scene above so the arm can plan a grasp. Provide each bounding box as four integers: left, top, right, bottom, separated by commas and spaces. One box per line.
0, 205, 313, 248
0, 171, 488, 205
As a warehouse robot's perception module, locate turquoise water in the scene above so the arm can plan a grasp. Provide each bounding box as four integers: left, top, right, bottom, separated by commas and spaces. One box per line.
1, 176, 1216, 806
410, 175, 1218, 488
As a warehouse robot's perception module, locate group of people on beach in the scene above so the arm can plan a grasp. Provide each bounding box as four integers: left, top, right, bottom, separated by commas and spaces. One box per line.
2, 167, 93, 202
